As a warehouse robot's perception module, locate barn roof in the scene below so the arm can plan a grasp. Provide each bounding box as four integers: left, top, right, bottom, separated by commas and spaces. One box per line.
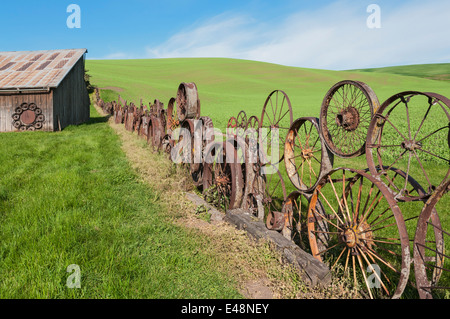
0, 49, 87, 91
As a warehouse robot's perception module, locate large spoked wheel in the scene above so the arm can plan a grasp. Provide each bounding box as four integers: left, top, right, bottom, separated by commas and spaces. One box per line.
259, 90, 294, 166
414, 177, 449, 299
285, 117, 334, 193
366, 91, 450, 201
203, 141, 244, 210
307, 168, 410, 299
320, 80, 379, 158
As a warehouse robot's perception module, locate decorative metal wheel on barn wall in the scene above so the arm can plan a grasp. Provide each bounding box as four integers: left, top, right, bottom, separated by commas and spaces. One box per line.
12, 102, 45, 131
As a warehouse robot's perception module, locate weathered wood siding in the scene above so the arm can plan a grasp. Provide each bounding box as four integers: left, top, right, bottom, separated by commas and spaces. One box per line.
52, 58, 90, 130
0, 92, 53, 132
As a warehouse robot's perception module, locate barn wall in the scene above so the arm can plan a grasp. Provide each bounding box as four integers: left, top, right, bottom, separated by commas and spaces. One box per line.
0, 92, 53, 132
52, 58, 90, 130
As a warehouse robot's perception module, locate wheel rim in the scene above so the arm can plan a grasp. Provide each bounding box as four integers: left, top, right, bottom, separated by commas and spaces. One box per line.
320, 80, 378, 158
414, 177, 449, 299
203, 141, 244, 210
259, 90, 294, 166
285, 117, 334, 192
366, 91, 450, 200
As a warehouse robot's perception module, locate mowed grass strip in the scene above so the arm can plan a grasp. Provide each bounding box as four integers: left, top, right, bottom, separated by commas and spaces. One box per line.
0, 106, 241, 299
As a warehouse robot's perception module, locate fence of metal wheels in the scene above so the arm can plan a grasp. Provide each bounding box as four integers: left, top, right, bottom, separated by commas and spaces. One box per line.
95, 79, 449, 299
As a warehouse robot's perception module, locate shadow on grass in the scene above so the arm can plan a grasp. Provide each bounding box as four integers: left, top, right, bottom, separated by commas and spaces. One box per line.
86, 114, 112, 125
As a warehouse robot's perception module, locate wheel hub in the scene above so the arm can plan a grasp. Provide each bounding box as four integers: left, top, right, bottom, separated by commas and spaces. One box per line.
335, 107, 360, 132
340, 221, 374, 251
401, 140, 422, 151
301, 148, 314, 160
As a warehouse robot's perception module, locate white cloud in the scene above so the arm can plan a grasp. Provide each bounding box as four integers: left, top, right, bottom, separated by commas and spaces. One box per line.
140, 1, 450, 69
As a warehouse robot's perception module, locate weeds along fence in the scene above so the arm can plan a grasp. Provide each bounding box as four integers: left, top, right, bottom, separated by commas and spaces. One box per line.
94, 80, 450, 300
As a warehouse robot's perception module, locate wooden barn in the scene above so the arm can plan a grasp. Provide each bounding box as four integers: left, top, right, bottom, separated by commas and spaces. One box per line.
0, 48, 90, 132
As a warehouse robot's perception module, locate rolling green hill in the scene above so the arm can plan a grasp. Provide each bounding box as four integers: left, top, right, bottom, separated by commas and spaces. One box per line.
352, 63, 450, 82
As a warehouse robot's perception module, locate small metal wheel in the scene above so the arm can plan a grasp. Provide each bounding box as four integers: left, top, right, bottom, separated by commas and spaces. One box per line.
285, 117, 334, 193
176, 82, 201, 122
320, 80, 379, 158
259, 90, 294, 166
203, 141, 244, 210
307, 168, 410, 299
236, 110, 248, 136
366, 91, 450, 201
414, 177, 449, 299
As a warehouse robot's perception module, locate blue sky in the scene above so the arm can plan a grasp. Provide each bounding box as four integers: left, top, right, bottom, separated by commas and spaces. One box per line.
1, 0, 449, 70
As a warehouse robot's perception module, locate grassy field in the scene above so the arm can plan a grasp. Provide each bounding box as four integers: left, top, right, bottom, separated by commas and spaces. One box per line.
87, 58, 450, 298
0, 106, 247, 298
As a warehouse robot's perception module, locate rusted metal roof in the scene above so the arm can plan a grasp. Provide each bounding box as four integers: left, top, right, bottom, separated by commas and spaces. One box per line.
0, 49, 87, 91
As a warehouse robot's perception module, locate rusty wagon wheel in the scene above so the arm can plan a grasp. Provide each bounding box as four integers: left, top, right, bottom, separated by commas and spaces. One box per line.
176, 82, 201, 122
259, 90, 294, 166
320, 80, 379, 158
413, 177, 449, 299
307, 167, 411, 299
284, 117, 334, 193
366, 91, 450, 201
236, 110, 248, 136
203, 141, 244, 210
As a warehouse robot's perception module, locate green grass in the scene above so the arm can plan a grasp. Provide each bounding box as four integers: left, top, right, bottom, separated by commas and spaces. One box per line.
0, 106, 242, 299
87, 57, 450, 298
